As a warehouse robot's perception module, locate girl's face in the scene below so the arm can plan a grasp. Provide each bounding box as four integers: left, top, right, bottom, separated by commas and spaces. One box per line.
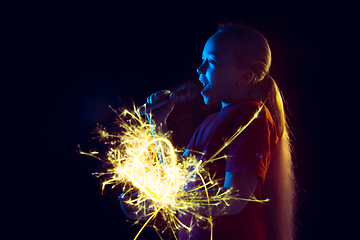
197, 32, 253, 107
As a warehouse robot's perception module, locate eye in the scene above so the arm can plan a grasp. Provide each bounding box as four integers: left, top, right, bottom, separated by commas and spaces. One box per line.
208, 59, 217, 65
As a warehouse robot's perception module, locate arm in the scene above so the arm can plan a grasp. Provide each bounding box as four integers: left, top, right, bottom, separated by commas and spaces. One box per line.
220, 172, 259, 215
199, 172, 259, 218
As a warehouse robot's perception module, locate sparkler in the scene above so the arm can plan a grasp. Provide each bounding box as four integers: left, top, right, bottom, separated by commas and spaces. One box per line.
79, 104, 269, 240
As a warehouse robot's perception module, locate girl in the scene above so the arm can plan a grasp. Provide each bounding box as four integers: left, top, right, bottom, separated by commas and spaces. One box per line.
124, 23, 296, 240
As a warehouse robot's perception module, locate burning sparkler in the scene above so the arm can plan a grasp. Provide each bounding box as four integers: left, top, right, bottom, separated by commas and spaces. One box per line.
79, 104, 269, 240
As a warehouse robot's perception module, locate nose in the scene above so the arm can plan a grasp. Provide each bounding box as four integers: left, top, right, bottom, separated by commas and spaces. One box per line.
197, 61, 206, 75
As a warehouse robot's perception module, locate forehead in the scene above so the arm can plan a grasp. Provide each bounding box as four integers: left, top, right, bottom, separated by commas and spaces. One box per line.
202, 32, 238, 59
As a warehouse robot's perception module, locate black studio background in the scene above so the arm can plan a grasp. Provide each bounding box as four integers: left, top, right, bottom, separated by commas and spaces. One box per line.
8, 1, 337, 239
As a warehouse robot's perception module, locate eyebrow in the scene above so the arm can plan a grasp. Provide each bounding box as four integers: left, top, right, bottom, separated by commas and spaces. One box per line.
202, 52, 218, 60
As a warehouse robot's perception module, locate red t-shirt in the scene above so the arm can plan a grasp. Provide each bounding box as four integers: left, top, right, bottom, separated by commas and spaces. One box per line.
178, 99, 278, 240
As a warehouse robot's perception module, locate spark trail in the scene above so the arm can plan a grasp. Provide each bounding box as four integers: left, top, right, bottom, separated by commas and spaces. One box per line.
79, 104, 269, 240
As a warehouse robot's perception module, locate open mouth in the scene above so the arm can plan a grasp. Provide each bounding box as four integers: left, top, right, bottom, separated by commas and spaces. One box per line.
199, 79, 210, 93
201, 84, 210, 94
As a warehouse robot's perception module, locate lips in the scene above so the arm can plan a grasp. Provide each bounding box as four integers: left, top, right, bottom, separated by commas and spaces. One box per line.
199, 78, 210, 93
202, 84, 210, 94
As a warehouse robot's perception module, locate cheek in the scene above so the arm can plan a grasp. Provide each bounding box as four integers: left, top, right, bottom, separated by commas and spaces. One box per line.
210, 67, 238, 87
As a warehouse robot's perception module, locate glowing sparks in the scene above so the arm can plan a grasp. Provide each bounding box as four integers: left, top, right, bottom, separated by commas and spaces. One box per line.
79, 104, 269, 240
116, 137, 176, 202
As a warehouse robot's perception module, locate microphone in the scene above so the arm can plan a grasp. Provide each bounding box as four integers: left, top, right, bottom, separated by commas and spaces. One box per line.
137, 83, 198, 115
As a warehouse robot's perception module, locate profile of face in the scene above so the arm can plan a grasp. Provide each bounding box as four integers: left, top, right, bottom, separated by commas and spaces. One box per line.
197, 32, 254, 107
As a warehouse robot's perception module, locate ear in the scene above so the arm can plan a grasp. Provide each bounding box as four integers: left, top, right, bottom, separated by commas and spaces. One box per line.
240, 70, 255, 85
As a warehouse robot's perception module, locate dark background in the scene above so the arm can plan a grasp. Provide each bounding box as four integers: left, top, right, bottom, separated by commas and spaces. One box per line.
13, 1, 335, 239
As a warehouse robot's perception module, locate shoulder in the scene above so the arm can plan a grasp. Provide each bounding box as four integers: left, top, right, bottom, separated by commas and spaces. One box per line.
231, 100, 278, 141
232, 100, 265, 126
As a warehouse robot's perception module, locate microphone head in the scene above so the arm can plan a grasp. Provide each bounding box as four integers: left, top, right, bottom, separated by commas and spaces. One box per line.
175, 83, 199, 103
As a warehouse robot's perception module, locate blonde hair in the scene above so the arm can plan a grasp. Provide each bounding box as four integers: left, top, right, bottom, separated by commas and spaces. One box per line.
218, 23, 297, 240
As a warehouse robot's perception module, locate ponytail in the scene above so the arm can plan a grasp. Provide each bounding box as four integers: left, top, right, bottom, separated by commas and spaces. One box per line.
255, 74, 285, 137
259, 75, 297, 240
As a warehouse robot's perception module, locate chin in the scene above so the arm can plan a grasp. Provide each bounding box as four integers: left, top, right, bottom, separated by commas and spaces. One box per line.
201, 93, 210, 105
201, 94, 217, 106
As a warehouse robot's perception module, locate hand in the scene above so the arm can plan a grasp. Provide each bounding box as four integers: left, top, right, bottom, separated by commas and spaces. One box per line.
147, 90, 177, 125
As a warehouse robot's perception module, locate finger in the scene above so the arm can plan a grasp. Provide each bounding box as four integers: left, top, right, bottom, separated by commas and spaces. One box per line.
158, 90, 165, 97
154, 91, 162, 100
150, 93, 156, 104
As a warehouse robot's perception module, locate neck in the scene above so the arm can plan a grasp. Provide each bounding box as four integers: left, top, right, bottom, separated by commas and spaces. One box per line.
221, 92, 255, 108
